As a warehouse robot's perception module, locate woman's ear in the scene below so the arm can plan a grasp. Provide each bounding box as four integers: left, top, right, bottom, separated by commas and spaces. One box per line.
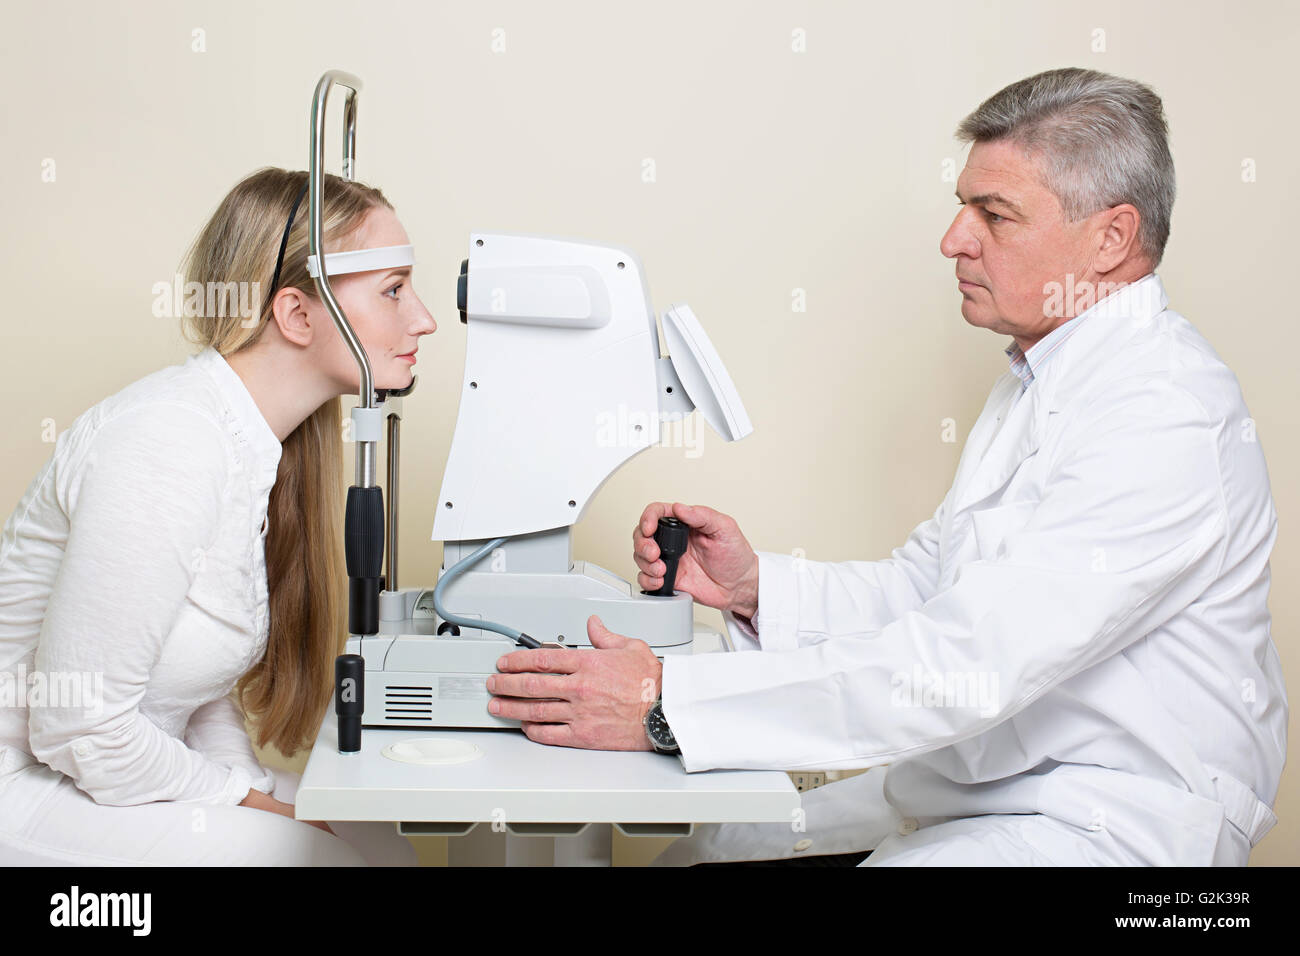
268, 287, 316, 347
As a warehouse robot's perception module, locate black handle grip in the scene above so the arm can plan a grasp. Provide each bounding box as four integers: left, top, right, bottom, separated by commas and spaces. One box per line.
643, 516, 689, 597
335, 654, 365, 753
345, 486, 384, 635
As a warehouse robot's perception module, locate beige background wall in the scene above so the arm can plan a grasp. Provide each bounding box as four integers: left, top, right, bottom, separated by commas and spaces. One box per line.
2, 0, 1294, 865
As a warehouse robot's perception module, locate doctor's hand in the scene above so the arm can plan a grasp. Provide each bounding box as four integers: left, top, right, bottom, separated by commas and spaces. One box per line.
487, 615, 661, 751
634, 502, 759, 619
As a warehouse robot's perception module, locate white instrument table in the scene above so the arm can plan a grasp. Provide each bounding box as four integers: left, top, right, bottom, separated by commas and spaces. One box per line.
295, 625, 800, 865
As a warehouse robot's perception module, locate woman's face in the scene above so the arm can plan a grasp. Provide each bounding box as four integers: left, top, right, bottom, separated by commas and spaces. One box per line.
312, 205, 437, 393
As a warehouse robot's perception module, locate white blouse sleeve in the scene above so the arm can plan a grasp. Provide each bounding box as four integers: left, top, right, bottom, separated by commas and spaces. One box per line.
183, 693, 278, 795
28, 402, 258, 806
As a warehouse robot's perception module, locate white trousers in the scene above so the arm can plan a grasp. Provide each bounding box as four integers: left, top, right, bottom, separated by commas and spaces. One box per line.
0, 763, 418, 866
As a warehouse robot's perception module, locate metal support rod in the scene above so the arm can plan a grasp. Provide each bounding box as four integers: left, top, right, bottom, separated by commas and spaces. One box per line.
307, 69, 378, 489
308, 69, 384, 641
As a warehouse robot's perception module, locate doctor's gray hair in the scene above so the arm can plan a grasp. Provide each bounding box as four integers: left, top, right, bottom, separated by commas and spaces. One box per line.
955, 68, 1175, 267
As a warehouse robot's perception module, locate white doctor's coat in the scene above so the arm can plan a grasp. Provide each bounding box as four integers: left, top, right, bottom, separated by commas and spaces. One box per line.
657, 273, 1287, 866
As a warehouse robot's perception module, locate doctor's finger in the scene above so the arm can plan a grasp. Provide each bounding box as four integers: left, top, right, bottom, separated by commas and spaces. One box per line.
495, 648, 581, 674
492, 699, 575, 723
636, 502, 674, 539
637, 570, 664, 591
520, 721, 580, 748
488, 672, 576, 699
632, 551, 664, 574
672, 502, 729, 536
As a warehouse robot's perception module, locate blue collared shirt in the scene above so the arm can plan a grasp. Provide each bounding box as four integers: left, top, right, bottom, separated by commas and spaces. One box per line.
1004, 314, 1088, 390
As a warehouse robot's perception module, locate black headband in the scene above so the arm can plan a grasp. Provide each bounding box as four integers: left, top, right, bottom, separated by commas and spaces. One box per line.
268, 179, 310, 299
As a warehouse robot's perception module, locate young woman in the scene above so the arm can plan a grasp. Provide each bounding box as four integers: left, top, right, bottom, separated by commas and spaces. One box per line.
0, 167, 435, 864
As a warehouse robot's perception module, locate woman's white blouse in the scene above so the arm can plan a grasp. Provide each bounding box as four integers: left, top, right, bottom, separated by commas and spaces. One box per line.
0, 346, 282, 805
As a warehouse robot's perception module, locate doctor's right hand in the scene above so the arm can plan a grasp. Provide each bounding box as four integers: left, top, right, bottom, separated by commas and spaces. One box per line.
634, 502, 759, 619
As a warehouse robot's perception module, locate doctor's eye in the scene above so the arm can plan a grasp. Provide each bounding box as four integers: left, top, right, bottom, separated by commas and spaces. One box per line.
384, 283, 403, 300
984, 210, 1005, 223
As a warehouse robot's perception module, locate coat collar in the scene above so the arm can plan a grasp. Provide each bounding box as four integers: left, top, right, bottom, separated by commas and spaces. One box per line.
950, 272, 1169, 516
1031, 271, 1168, 415
188, 345, 283, 495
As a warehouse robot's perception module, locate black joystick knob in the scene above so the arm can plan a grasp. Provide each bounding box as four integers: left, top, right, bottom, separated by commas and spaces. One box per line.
643, 516, 689, 597
335, 654, 364, 753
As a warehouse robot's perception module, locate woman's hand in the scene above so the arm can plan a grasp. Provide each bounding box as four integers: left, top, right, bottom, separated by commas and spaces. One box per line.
239, 787, 334, 834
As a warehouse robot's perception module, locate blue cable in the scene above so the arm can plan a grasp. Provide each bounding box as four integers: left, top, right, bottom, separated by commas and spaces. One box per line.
432, 537, 542, 648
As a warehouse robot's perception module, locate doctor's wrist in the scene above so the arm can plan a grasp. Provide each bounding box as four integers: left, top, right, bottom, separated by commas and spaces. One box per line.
727, 553, 760, 621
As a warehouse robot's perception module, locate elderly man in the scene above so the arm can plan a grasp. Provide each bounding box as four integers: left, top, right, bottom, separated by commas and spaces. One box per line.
487, 68, 1287, 866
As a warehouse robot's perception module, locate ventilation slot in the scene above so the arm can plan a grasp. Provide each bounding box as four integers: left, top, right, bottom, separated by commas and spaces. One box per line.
385, 684, 434, 720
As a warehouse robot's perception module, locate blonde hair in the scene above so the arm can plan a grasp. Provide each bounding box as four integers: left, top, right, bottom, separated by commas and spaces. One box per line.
180, 167, 394, 756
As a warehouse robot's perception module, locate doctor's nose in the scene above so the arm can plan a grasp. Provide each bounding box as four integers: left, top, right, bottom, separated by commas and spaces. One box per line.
940, 213, 979, 260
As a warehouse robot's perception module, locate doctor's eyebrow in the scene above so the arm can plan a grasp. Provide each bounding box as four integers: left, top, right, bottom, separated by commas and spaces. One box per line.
954, 190, 1024, 217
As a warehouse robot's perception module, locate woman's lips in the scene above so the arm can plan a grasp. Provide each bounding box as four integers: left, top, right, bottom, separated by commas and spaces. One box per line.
397, 352, 417, 364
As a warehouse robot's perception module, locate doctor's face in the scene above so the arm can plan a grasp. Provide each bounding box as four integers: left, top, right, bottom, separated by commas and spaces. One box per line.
314, 205, 438, 393
940, 140, 1094, 348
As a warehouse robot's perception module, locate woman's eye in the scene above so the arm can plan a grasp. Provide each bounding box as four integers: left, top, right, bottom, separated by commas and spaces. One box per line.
384, 283, 403, 300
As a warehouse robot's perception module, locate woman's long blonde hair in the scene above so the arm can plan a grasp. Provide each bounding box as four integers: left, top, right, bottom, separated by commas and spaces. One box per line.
180, 167, 394, 756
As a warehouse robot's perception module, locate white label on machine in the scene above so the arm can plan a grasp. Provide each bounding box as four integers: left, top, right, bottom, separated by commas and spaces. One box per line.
439, 676, 489, 700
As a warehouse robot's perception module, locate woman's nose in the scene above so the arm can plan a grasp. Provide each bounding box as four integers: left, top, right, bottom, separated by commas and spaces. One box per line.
417, 297, 436, 334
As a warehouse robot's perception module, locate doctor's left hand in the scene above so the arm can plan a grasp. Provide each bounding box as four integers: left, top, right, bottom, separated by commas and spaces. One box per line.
487, 615, 661, 751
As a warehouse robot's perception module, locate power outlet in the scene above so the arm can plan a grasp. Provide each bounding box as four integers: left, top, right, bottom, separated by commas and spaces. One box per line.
788, 771, 827, 793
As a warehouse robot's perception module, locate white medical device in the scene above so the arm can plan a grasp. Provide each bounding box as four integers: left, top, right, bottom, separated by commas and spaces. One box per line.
308, 72, 751, 735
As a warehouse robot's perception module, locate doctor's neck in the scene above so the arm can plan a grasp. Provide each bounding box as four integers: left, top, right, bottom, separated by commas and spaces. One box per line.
1013, 262, 1155, 353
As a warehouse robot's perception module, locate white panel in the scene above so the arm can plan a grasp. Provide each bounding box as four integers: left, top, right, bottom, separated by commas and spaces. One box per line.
433, 233, 663, 541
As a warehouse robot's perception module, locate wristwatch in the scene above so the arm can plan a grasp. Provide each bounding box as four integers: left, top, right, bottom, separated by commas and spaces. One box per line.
643, 697, 680, 754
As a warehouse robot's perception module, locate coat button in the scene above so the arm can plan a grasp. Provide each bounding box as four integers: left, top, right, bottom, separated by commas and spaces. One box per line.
898, 817, 918, 835
793, 838, 813, 852
73, 741, 90, 757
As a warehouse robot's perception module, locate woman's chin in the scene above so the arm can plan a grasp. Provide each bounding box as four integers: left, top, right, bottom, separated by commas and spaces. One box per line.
378, 365, 416, 391
337, 364, 415, 395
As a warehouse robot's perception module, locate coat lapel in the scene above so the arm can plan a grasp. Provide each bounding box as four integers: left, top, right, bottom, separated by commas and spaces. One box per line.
947, 272, 1170, 520
950, 374, 1048, 516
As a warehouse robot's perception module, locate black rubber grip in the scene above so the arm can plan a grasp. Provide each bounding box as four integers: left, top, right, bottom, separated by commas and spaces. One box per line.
349, 577, 380, 637
345, 486, 385, 635
644, 516, 689, 597
335, 654, 364, 753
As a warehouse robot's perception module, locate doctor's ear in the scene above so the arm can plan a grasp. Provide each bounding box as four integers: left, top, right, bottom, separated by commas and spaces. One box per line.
1091, 203, 1142, 273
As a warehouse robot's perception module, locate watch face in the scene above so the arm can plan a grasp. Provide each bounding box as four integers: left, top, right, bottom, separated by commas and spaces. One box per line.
647, 704, 677, 749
